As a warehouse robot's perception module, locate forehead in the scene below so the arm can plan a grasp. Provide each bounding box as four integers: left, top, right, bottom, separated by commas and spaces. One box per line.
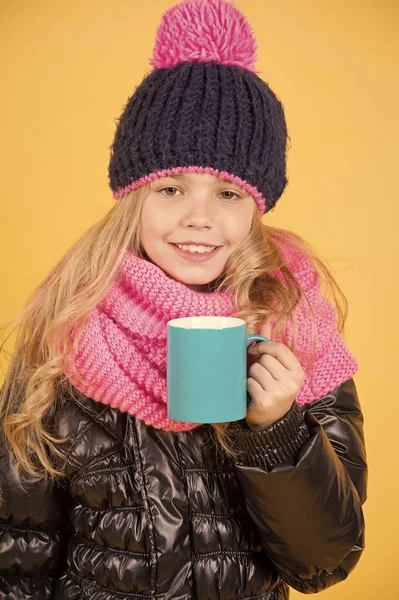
154, 172, 242, 187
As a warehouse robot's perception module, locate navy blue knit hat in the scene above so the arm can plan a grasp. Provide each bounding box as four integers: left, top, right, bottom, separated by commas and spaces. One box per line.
108, 0, 289, 214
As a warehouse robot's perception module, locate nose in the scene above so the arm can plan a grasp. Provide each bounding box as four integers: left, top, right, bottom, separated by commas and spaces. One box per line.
180, 195, 214, 229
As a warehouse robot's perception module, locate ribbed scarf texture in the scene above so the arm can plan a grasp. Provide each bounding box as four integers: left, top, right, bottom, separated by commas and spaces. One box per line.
63, 246, 359, 431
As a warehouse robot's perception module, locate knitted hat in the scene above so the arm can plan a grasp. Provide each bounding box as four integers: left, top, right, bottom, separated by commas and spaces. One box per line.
108, 0, 289, 215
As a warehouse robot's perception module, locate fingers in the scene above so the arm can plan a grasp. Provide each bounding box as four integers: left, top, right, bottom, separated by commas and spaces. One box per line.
248, 341, 299, 372
248, 339, 305, 391
248, 360, 277, 388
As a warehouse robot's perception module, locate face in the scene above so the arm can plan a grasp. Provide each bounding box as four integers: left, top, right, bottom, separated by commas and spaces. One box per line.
140, 172, 256, 292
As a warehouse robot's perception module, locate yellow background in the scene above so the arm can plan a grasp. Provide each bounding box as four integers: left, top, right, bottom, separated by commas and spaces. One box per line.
1, 1, 398, 598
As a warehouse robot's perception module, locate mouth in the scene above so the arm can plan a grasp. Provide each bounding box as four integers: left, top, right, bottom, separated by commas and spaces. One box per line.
169, 243, 222, 262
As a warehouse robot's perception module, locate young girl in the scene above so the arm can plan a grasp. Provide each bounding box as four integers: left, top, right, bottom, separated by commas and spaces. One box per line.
0, 0, 367, 598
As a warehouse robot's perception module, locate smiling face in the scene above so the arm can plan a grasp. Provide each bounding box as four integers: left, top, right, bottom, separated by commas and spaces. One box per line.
140, 172, 257, 291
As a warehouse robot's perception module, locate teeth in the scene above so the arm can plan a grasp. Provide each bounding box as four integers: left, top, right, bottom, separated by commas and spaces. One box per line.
176, 244, 216, 253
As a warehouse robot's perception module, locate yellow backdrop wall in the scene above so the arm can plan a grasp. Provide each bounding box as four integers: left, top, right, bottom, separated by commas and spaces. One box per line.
1, 1, 397, 598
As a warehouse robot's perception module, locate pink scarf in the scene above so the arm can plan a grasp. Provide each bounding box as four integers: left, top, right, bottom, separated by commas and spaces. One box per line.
63, 247, 358, 431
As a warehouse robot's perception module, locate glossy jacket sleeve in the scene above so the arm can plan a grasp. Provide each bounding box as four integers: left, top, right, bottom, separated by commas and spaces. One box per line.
0, 433, 70, 599
229, 378, 367, 594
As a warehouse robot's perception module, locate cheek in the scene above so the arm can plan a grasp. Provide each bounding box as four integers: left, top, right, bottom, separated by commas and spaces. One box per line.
141, 203, 168, 241
225, 211, 253, 245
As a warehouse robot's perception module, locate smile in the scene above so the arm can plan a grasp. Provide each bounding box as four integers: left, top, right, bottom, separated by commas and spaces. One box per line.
170, 243, 222, 262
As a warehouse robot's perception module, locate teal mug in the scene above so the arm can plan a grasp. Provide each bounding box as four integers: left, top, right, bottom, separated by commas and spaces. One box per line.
167, 316, 270, 423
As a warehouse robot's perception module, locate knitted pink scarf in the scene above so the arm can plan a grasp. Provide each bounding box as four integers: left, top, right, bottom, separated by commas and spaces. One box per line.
63, 247, 358, 431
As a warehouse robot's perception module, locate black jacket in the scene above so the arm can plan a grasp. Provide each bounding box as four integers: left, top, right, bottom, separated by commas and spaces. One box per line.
0, 377, 367, 599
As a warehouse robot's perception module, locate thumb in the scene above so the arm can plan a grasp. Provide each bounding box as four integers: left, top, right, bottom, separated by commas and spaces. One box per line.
259, 320, 272, 340
247, 321, 273, 356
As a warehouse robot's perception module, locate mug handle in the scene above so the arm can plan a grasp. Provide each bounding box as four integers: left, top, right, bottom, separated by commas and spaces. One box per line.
246, 334, 270, 347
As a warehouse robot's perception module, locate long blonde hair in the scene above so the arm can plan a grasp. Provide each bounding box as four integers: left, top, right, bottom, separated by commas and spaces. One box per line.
0, 184, 348, 489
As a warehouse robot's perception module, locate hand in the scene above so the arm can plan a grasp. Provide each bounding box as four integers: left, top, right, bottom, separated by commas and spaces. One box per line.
246, 321, 305, 431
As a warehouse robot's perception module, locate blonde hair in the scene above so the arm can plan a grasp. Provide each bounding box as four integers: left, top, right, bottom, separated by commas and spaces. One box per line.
0, 184, 348, 490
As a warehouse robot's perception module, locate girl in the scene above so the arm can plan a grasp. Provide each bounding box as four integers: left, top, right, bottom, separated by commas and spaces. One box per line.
0, 0, 367, 598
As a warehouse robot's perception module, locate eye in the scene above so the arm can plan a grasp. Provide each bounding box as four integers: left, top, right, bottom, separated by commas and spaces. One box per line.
156, 186, 241, 200
220, 190, 241, 201
159, 186, 180, 196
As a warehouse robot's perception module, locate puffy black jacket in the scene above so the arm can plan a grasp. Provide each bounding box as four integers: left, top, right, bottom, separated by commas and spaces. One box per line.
0, 377, 367, 599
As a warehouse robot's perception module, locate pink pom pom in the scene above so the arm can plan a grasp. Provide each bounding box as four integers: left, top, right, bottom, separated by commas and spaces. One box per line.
150, 0, 257, 73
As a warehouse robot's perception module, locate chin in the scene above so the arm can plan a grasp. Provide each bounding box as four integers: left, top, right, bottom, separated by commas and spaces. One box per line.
180, 275, 222, 293
149, 253, 224, 290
